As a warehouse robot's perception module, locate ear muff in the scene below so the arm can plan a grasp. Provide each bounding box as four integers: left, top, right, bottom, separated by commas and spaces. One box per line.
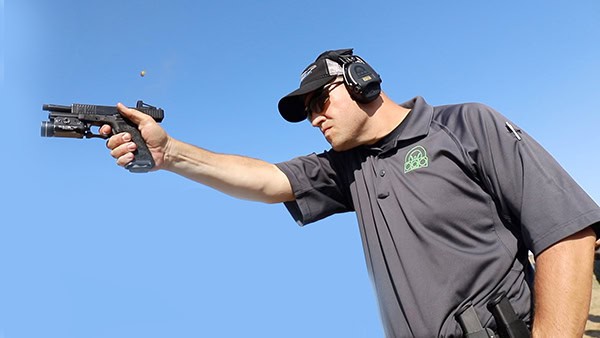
338, 55, 382, 103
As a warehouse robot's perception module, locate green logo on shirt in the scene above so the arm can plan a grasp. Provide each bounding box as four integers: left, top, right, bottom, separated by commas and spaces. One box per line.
404, 146, 429, 173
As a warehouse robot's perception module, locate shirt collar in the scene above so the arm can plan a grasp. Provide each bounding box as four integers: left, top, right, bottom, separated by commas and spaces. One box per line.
366, 96, 434, 153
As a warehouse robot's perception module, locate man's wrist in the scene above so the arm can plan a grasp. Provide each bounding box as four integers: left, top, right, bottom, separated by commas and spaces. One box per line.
162, 136, 178, 171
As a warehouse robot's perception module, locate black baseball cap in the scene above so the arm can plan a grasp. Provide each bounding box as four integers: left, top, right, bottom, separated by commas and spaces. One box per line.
278, 48, 353, 123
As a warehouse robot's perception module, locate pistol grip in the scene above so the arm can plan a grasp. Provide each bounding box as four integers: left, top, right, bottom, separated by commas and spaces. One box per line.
112, 120, 155, 173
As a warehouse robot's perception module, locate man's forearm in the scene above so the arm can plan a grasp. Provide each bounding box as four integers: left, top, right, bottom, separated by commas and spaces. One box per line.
532, 226, 596, 337
163, 138, 294, 203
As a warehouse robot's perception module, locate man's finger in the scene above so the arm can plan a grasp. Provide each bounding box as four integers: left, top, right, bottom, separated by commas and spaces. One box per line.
99, 125, 112, 136
105, 132, 131, 150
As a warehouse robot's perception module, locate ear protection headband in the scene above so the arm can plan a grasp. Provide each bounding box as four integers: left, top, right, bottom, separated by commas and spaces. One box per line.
337, 53, 382, 103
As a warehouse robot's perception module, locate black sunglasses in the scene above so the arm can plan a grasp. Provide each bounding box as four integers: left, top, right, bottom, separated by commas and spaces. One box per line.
305, 81, 344, 118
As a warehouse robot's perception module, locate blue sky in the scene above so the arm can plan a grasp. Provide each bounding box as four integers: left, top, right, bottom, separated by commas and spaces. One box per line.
1, 1, 599, 337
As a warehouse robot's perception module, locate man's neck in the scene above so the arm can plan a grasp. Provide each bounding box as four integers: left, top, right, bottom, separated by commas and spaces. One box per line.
367, 95, 411, 145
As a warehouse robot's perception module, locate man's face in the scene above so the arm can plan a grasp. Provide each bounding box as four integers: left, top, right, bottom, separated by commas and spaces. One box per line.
305, 80, 371, 151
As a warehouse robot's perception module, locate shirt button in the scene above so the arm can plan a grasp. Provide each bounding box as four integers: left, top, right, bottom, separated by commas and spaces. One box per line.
378, 192, 389, 199
379, 170, 386, 177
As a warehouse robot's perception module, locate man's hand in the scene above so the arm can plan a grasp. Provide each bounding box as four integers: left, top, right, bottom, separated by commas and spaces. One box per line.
100, 103, 170, 171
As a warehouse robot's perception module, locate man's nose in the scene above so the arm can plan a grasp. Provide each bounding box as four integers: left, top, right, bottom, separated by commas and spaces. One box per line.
310, 113, 326, 127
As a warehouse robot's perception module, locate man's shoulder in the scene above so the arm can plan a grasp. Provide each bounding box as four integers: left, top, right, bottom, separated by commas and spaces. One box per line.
431, 101, 501, 127
433, 101, 496, 116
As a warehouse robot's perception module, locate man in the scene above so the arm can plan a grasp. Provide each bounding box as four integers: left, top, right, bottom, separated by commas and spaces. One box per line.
102, 49, 600, 337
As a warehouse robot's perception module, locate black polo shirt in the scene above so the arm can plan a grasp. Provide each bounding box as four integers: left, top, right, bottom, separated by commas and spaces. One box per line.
276, 96, 600, 337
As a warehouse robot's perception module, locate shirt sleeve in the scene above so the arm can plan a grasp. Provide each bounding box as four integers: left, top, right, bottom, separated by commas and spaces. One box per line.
461, 103, 600, 255
275, 152, 352, 226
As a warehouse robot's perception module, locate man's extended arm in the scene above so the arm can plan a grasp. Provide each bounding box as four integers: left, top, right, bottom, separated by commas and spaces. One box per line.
102, 104, 295, 204
162, 138, 294, 203
531, 226, 596, 337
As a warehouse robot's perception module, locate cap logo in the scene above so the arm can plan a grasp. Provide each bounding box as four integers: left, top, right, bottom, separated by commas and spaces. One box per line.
325, 59, 343, 76
300, 65, 317, 82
